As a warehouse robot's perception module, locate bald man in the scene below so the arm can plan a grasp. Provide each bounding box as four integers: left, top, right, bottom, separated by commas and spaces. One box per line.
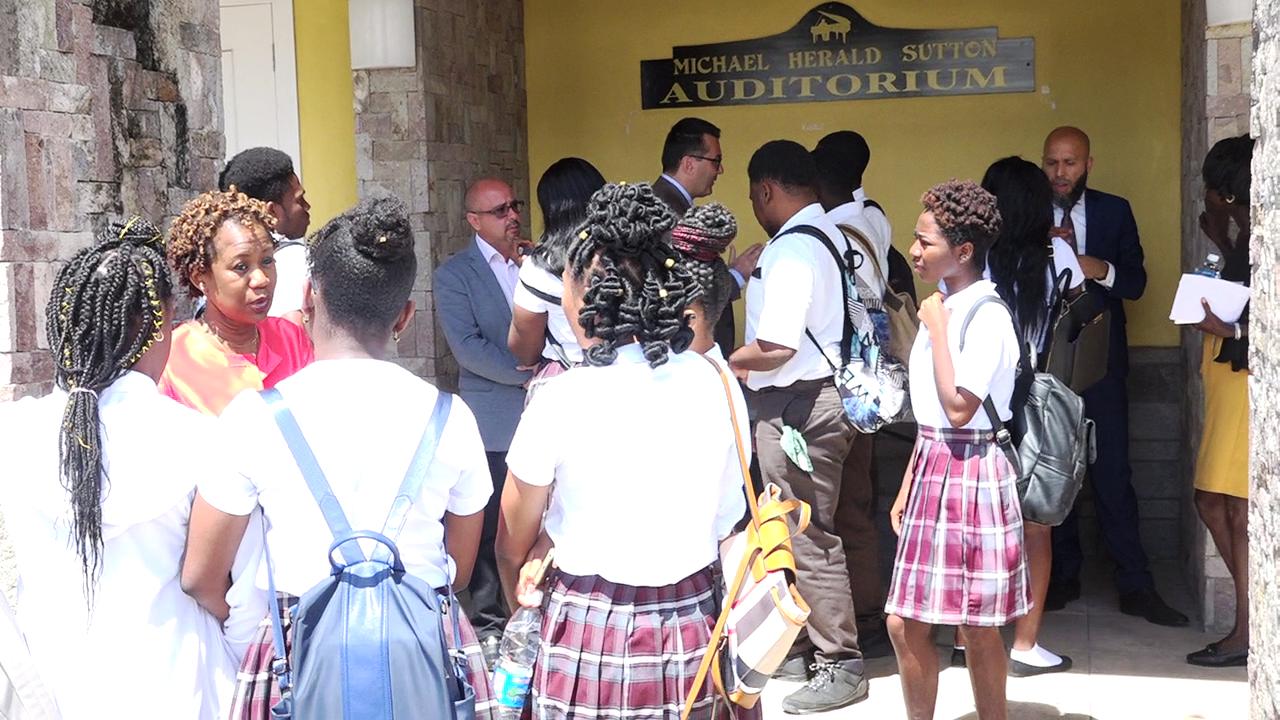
1040, 127, 1187, 627
434, 177, 534, 663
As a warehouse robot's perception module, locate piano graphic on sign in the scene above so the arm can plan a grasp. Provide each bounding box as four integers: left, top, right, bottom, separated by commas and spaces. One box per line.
810, 10, 851, 43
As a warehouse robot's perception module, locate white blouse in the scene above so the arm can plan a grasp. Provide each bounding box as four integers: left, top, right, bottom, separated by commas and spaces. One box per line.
505, 344, 748, 586
201, 359, 492, 597
908, 280, 1020, 430
513, 262, 584, 364
0, 372, 237, 720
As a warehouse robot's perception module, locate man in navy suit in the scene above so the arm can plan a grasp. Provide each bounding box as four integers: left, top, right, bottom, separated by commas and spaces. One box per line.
1041, 126, 1187, 626
435, 178, 534, 662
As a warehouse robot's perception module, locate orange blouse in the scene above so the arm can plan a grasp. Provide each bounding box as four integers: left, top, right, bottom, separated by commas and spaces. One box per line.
159, 317, 314, 416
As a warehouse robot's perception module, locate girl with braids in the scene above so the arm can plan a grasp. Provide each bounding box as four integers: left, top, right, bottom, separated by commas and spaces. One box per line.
886, 181, 1029, 720
508, 157, 606, 374
159, 188, 313, 416
180, 196, 497, 719
496, 182, 753, 720
670, 201, 740, 365
0, 218, 236, 719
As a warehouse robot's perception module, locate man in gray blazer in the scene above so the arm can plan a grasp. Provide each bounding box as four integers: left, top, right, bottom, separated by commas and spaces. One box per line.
434, 177, 533, 662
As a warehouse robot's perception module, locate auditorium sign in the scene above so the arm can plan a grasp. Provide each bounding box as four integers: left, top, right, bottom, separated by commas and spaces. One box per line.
640, 3, 1035, 109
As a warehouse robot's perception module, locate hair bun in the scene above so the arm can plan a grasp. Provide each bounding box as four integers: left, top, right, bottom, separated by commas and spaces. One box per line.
580, 182, 676, 257
349, 195, 413, 262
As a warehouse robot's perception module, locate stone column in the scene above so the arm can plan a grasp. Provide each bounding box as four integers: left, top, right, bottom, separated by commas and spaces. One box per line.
1250, 1, 1280, 715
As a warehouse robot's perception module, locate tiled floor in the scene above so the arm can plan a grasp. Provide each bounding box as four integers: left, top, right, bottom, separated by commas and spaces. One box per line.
758, 563, 1249, 719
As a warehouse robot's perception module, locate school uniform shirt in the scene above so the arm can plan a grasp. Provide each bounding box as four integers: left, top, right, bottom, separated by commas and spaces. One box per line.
825, 199, 888, 298
908, 279, 1019, 430
505, 344, 748, 587
743, 203, 846, 391
268, 233, 308, 318
853, 187, 892, 257
0, 372, 237, 720
512, 261, 585, 364
200, 359, 493, 598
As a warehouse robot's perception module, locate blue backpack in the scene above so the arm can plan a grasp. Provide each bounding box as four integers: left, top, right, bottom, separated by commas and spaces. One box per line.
260, 388, 476, 719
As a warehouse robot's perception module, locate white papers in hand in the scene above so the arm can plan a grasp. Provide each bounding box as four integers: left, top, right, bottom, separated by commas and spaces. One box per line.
1169, 274, 1251, 324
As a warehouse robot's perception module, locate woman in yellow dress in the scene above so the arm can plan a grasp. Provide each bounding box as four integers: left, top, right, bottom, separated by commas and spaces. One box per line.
1187, 135, 1252, 668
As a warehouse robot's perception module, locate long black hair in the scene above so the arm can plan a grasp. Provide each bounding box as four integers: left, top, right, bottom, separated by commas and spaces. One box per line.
45, 217, 173, 596
981, 156, 1054, 340
530, 157, 606, 277
566, 182, 702, 368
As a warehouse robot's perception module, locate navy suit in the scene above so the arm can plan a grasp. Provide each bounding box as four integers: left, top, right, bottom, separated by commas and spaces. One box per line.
434, 240, 532, 638
1052, 188, 1153, 595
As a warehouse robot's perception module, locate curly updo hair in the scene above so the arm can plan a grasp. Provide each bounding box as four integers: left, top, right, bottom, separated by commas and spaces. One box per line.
46, 217, 173, 598
920, 179, 1003, 266
566, 182, 703, 368
167, 188, 277, 299
672, 203, 737, 326
309, 194, 416, 339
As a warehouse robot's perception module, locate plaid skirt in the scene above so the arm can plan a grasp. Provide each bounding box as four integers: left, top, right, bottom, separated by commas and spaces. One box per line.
533, 565, 760, 720
228, 593, 497, 720
885, 425, 1031, 627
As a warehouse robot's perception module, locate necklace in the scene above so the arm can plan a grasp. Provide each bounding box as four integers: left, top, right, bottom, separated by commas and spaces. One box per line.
202, 318, 261, 355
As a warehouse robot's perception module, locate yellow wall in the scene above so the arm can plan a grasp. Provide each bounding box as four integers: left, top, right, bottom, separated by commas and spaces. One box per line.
294, 1, 358, 229
525, 1, 1183, 346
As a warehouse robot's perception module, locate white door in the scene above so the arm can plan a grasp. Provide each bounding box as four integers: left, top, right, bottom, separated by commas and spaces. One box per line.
219, 0, 302, 175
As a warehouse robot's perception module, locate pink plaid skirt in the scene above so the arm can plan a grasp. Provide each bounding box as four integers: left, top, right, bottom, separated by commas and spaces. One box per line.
885, 425, 1031, 627
228, 593, 497, 720
533, 565, 760, 720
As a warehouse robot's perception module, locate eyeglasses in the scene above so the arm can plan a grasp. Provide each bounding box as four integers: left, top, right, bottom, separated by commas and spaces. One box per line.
468, 199, 525, 218
688, 154, 723, 170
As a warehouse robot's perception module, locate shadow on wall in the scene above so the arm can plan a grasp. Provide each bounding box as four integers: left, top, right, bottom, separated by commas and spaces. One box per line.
952, 704, 1097, 720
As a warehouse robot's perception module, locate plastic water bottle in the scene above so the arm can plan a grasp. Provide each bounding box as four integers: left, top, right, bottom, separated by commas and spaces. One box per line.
1193, 253, 1223, 278
492, 594, 542, 719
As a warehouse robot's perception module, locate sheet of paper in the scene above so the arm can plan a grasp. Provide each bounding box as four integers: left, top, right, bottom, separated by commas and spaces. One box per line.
1169, 274, 1251, 324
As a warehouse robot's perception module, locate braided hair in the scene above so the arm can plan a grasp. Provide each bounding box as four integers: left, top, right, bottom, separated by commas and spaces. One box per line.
45, 217, 173, 597
671, 203, 738, 326
565, 182, 702, 368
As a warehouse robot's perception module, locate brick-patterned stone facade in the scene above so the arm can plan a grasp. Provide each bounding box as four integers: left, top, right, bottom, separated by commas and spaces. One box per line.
1180, 5, 1254, 633
0, 0, 223, 401
352, 0, 528, 388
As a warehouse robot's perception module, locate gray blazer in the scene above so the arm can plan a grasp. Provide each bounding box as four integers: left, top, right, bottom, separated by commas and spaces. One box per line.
433, 240, 531, 452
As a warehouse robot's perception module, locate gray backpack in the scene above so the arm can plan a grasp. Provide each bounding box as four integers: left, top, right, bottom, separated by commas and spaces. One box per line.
260, 388, 476, 719
961, 296, 1096, 526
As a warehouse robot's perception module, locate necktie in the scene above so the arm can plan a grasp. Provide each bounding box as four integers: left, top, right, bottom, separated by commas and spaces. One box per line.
1058, 203, 1077, 253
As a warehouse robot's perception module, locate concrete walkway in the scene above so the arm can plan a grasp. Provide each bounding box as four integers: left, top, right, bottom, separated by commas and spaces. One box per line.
759, 564, 1249, 719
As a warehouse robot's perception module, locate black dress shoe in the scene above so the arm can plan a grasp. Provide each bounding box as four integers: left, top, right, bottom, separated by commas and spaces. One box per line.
1186, 644, 1247, 667
1044, 579, 1081, 612
1009, 655, 1073, 677
950, 647, 967, 668
773, 653, 812, 681
1119, 588, 1189, 627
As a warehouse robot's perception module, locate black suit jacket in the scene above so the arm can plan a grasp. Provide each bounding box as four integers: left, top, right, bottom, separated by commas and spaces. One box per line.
652, 175, 739, 351
1082, 188, 1147, 376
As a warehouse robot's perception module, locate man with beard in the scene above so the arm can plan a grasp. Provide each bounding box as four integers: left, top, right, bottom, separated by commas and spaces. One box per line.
435, 178, 534, 666
1040, 126, 1187, 627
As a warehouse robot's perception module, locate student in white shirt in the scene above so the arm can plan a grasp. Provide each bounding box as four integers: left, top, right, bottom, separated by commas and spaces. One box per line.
508, 157, 605, 376
179, 196, 497, 719
497, 182, 750, 720
885, 181, 1029, 720
977, 156, 1085, 677
728, 141, 867, 714
0, 218, 236, 720
218, 147, 312, 324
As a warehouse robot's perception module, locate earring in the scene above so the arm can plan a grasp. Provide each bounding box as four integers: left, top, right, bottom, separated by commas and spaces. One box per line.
1225, 194, 1237, 204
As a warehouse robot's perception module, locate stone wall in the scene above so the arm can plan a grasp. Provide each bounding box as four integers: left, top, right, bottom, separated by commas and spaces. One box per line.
1249, 1, 1279, 715
352, 0, 529, 387
1181, 9, 1255, 632
0, 0, 223, 401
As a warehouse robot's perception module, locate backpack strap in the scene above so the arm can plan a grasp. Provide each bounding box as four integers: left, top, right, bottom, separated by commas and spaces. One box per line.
260, 387, 365, 567
959, 295, 1024, 476
520, 278, 561, 306
520, 279, 574, 367
786, 224, 856, 366
376, 392, 452, 558
862, 198, 884, 213
837, 223, 885, 286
